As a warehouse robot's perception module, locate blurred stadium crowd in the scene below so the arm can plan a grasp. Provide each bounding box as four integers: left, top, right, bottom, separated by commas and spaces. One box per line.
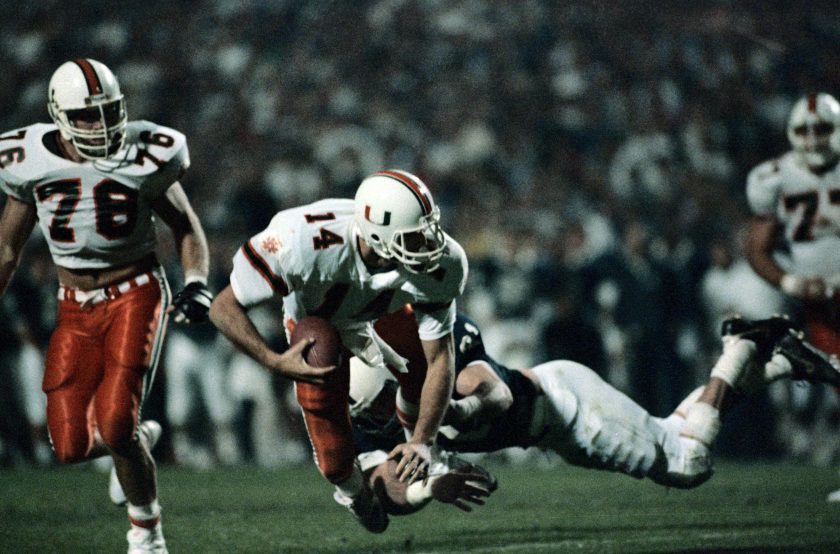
2, 1, 839, 469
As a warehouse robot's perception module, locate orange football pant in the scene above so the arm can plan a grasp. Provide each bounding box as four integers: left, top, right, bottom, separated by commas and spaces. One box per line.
44, 277, 168, 463
804, 300, 840, 396
294, 306, 428, 483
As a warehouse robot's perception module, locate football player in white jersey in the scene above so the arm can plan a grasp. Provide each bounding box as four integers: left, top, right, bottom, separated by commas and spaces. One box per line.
347, 310, 840, 515
209, 169, 468, 533
745, 93, 840, 502
0, 59, 213, 554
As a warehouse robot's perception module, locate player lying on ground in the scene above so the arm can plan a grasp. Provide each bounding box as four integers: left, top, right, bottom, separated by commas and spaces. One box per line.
344, 309, 840, 514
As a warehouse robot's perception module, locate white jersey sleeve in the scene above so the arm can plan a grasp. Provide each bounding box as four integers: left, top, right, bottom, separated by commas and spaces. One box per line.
0, 164, 31, 203
0, 127, 36, 202
415, 301, 458, 341
126, 120, 190, 200
411, 236, 468, 340
0, 121, 190, 269
746, 158, 782, 217
229, 220, 295, 308
229, 201, 345, 308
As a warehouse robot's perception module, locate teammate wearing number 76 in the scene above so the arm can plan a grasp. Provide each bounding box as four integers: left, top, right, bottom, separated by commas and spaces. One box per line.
745, 93, 840, 502
0, 59, 213, 554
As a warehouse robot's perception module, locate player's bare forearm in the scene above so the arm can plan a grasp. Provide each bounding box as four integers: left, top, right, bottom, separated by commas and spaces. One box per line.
0, 249, 18, 296
746, 215, 785, 287
387, 335, 454, 482
209, 287, 333, 383
412, 335, 456, 444
210, 286, 278, 367
0, 197, 36, 296
176, 228, 209, 282
446, 362, 512, 427
153, 182, 209, 281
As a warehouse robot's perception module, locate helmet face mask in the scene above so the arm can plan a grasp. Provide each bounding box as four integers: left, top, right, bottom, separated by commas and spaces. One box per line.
389, 207, 446, 274
787, 93, 840, 170
47, 59, 127, 160
355, 170, 446, 274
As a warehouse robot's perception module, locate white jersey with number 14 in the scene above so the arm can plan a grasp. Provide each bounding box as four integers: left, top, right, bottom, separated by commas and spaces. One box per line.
229, 198, 468, 370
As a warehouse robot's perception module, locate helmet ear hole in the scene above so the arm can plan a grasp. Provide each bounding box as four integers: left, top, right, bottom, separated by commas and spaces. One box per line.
371, 233, 380, 241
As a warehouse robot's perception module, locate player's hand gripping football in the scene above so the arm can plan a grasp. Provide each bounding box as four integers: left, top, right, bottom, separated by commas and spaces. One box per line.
169, 281, 214, 324
388, 441, 434, 484
272, 338, 337, 384
431, 464, 494, 512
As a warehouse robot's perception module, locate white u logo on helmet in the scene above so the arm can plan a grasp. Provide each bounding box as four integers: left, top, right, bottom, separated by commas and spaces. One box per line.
364, 205, 392, 226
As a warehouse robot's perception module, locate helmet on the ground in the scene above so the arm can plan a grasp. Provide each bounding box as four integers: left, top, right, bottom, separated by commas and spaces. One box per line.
354, 170, 446, 274
47, 58, 127, 160
348, 357, 396, 419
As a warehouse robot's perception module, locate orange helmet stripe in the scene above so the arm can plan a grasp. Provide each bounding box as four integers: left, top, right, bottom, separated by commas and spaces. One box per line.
376, 170, 433, 215
73, 58, 103, 96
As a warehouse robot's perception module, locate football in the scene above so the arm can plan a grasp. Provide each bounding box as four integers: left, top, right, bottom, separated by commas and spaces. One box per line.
290, 315, 343, 367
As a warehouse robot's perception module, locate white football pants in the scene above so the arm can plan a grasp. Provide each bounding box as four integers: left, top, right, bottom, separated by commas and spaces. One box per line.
531, 360, 711, 488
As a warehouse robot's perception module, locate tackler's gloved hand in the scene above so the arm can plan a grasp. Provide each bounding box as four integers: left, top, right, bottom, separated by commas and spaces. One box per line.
170, 281, 214, 324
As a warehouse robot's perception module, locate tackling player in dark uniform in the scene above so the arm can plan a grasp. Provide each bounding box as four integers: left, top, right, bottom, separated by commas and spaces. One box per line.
347, 308, 840, 515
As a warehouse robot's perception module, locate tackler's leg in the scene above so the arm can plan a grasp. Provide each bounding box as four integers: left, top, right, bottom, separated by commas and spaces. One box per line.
662, 315, 814, 488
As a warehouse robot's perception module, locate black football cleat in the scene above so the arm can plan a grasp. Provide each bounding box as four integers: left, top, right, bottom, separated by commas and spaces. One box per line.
720, 315, 798, 361
775, 331, 840, 387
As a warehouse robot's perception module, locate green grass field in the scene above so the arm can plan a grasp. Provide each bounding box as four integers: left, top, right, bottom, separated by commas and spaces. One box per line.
2, 460, 839, 553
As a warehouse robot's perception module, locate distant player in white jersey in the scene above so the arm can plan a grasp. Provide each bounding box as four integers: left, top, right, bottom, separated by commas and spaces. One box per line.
745, 93, 840, 502
0, 59, 213, 554
209, 169, 468, 533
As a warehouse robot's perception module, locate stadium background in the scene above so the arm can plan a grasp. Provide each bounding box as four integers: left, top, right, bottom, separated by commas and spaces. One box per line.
2, 2, 840, 550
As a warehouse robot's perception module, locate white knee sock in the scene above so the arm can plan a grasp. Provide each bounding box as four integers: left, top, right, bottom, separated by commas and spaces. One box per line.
335, 464, 364, 498
672, 386, 705, 418
128, 499, 161, 528
765, 353, 793, 382
680, 402, 721, 446
710, 337, 756, 387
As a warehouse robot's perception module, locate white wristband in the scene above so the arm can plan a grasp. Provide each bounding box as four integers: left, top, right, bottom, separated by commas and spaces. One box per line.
780, 274, 806, 297
405, 476, 437, 507
184, 271, 208, 286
